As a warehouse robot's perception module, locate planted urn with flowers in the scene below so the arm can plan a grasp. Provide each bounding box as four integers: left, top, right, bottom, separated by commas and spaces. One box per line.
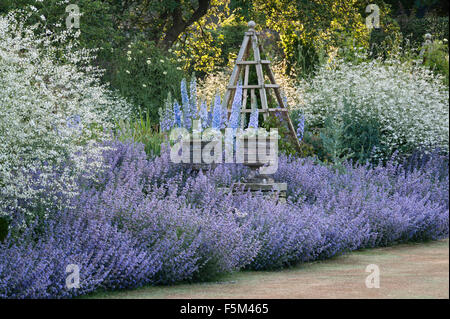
158, 76, 287, 200
159, 76, 223, 169
159, 76, 279, 176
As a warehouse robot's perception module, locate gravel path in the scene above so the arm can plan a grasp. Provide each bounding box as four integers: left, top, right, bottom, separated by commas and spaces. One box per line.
90, 239, 449, 299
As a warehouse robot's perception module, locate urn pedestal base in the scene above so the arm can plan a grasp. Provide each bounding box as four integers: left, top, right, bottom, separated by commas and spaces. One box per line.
218, 182, 287, 203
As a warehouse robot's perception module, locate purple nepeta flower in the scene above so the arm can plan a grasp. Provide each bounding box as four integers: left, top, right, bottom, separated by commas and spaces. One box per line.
282, 93, 288, 109
0, 139, 447, 298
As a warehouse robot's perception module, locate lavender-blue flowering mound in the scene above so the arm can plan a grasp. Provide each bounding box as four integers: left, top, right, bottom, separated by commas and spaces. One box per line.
0, 141, 448, 298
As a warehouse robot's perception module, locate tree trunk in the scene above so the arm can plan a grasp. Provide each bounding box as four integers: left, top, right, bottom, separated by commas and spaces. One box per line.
158, 0, 211, 50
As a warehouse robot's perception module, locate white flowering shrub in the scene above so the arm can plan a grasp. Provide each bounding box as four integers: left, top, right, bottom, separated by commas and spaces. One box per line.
297, 58, 449, 162
0, 12, 131, 222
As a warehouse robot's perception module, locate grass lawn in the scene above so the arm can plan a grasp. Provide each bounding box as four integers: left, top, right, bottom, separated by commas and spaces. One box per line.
85, 239, 449, 299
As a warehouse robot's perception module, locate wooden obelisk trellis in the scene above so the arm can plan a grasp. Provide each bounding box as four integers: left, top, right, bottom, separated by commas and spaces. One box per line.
222, 21, 302, 152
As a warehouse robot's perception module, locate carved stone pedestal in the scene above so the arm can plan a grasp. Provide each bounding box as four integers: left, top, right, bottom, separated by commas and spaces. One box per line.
219, 182, 287, 203
220, 136, 287, 202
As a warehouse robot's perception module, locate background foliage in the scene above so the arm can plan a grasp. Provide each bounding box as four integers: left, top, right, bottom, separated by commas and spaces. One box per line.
2, 0, 448, 126
0, 0, 449, 299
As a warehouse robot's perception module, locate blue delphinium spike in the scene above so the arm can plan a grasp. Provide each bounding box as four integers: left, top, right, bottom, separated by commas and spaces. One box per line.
282, 93, 288, 109
160, 94, 175, 132
296, 113, 305, 143
190, 75, 197, 120
207, 101, 213, 128
173, 100, 182, 127
169, 105, 176, 130
159, 112, 167, 132
212, 94, 222, 130
228, 83, 242, 130
199, 100, 208, 130
248, 108, 259, 128
180, 78, 191, 129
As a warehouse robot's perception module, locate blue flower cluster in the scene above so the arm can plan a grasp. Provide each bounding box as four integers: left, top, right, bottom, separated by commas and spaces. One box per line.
248, 108, 259, 129
296, 113, 305, 143
159, 78, 251, 133
227, 84, 243, 130
212, 94, 222, 130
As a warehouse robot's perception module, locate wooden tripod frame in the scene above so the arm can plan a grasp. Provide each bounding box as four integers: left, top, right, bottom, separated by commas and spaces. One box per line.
221, 21, 302, 152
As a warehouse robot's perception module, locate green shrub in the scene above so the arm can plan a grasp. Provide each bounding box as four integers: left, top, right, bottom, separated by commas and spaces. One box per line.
261, 114, 299, 156
315, 99, 383, 164
291, 37, 327, 79
211, 23, 248, 69
340, 99, 383, 163
369, 27, 389, 60
0, 1, 186, 126
0, 0, 121, 54
399, 15, 449, 47
116, 114, 164, 157
107, 40, 185, 125
423, 39, 449, 86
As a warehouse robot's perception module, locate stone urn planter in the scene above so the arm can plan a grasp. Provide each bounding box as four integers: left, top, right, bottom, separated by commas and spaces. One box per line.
181, 138, 220, 171
238, 135, 277, 183
234, 134, 287, 202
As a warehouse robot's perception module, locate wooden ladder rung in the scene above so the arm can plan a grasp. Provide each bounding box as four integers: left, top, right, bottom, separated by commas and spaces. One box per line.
266, 108, 289, 112
228, 85, 260, 89
228, 108, 288, 113
227, 84, 279, 89
236, 60, 271, 65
